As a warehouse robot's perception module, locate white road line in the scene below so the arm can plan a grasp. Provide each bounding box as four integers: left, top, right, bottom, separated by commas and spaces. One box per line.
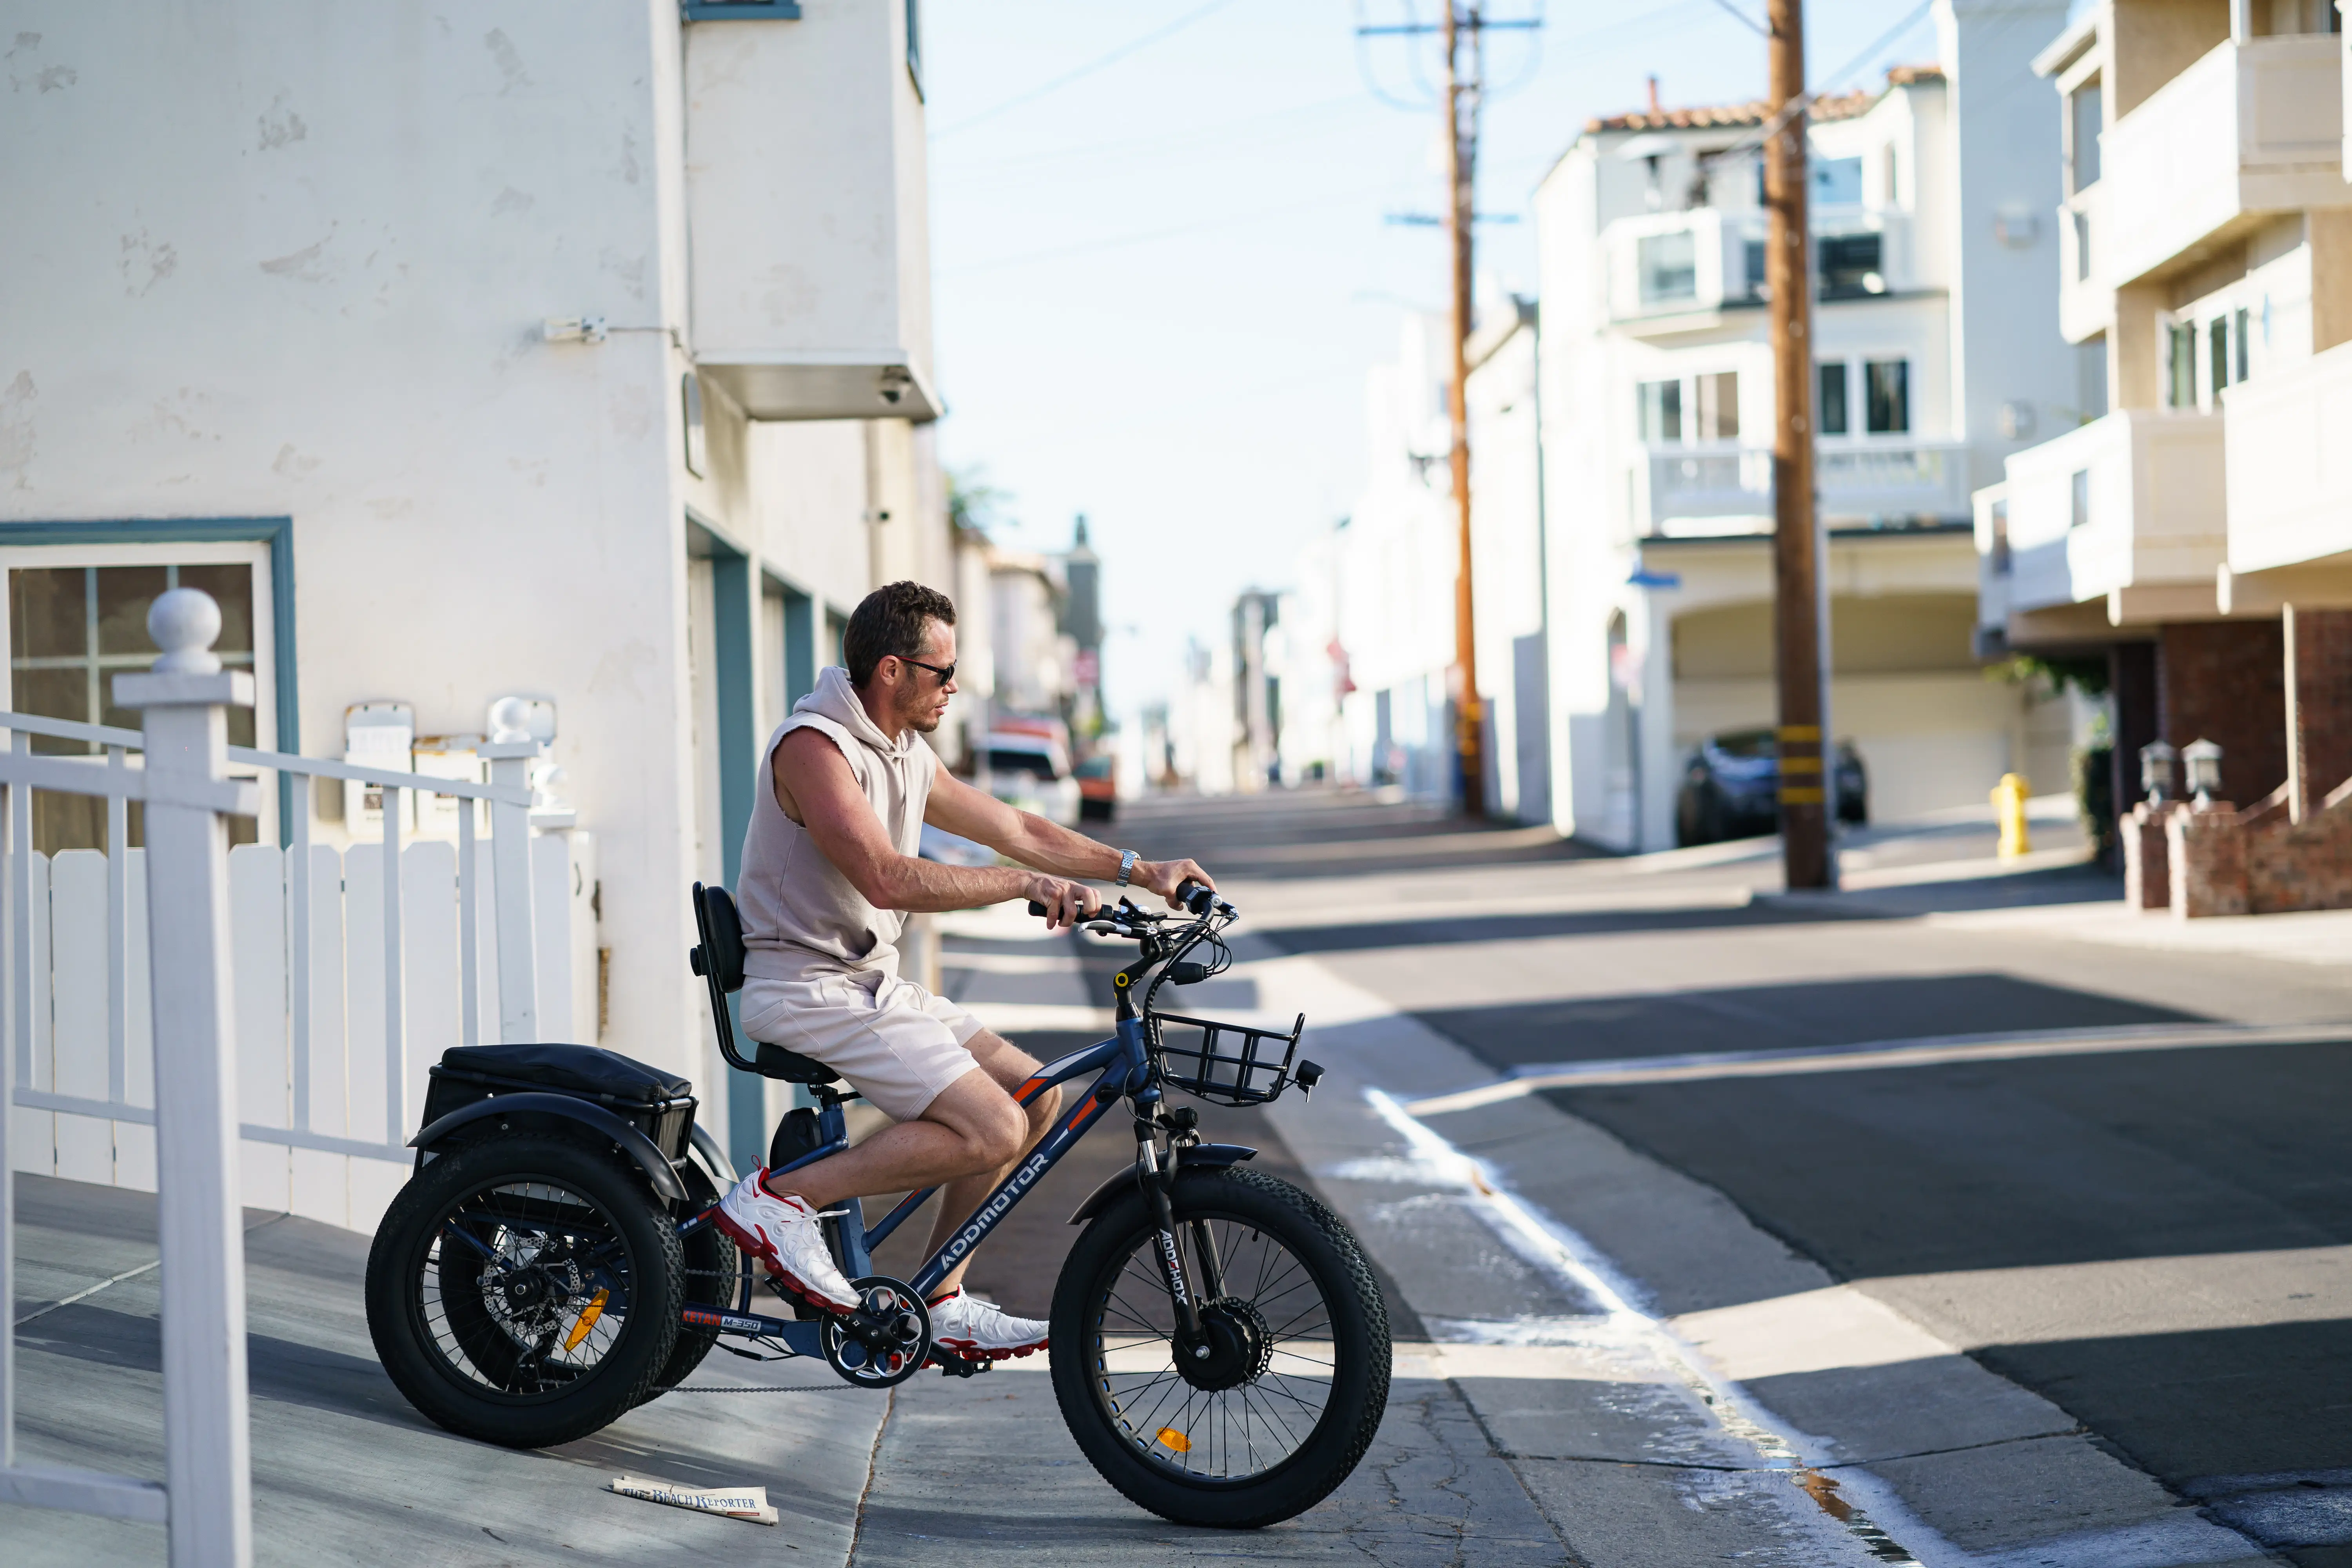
1405, 1021, 2352, 1116
1362, 1087, 1931, 1567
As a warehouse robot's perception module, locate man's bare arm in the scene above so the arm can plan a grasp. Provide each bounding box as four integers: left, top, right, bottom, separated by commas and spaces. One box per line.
924, 769, 1213, 908
773, 730, 1098, 927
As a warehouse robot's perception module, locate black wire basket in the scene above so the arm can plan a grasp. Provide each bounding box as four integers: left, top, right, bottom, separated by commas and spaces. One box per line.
1145, 1010, 1308, 1107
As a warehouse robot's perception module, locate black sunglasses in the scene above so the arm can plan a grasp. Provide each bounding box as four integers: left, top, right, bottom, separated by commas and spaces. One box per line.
897, 655, 956, 685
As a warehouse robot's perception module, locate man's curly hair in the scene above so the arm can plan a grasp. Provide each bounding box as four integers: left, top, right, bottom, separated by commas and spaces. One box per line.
845, 580, 957, 688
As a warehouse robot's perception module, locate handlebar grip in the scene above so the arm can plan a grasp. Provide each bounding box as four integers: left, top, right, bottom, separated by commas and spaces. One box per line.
1026, 900, 1049, 918
1175, 880, 1216, 915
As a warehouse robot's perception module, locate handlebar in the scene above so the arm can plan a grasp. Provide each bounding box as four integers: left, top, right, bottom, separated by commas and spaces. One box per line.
1025, 879, 1234, 931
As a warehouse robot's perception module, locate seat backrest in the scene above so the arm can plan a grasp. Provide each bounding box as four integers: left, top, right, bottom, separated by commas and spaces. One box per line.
693, 884, 747, 995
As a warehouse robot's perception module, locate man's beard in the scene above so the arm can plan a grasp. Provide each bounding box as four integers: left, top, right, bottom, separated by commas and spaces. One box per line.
905, 704, 945, 735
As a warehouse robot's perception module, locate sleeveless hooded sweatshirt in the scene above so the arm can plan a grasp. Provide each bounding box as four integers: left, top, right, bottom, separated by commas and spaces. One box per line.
737, 666, 940, 980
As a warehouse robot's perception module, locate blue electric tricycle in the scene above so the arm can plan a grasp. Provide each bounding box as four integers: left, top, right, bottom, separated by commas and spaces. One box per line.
364, 882, 1391, 1528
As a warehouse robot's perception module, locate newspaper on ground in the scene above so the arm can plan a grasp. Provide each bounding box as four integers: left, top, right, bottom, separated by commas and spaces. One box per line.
607, 1474, 780, 1525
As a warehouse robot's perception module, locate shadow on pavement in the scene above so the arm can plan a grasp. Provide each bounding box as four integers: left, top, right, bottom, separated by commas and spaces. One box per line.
1260, 898, 1883, 956
1417, 971, 2200, 1068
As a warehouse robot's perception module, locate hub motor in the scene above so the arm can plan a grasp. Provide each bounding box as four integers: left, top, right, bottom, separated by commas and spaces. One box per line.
1175, 1297, 1271, 1392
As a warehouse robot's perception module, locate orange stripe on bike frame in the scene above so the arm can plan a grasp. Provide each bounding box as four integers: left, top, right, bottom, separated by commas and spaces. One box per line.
1013, 1076, 1049, 1104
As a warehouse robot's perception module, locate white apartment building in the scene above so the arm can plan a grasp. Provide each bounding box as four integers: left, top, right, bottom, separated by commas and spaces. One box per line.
1, 1, 951, 1180
1315, 314, 1474, 803
1533, 0, 2081, 852
1980, 0, 2351, 834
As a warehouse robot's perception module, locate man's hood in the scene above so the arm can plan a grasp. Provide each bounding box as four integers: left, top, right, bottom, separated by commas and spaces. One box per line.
794, 666, 916, 759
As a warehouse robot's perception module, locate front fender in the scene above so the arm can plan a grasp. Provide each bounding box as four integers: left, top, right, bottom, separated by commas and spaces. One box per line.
1065, 1142, 1256, 1227
408, 1091, 689, 1204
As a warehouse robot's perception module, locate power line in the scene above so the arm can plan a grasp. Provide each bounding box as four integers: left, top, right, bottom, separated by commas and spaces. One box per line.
932, 0, 1241, 139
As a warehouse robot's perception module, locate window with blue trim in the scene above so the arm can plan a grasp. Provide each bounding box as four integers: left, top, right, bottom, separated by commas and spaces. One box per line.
9, 560, 261, 850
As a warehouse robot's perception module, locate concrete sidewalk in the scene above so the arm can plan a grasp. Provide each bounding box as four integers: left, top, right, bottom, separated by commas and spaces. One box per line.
4, 1174, 894, 1565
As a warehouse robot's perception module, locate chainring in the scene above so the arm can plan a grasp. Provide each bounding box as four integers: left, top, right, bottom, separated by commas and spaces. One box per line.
819, 1276, 931, 1389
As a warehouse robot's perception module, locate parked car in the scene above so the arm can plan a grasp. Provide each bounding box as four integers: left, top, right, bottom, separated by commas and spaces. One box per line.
1073, 754, 1116, 822
1675, 728, 1867, 846
980, 731, 1081, 828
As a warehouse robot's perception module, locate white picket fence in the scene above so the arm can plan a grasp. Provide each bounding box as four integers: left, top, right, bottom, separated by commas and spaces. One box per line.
7, 828, 595, 1233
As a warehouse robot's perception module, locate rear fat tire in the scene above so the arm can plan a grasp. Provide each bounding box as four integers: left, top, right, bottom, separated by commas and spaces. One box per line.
366, 1133, 684, 1449
1049, 1165, 1391, 1529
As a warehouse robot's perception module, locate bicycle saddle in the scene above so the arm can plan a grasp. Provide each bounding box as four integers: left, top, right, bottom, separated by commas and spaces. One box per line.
752, 1041, 839, 1085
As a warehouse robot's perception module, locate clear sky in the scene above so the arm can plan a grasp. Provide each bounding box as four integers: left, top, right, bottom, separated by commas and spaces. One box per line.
921, 0, 2011, 722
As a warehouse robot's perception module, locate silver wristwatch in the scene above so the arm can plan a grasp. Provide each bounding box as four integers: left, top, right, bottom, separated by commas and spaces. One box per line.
1116, 849, 1138, 887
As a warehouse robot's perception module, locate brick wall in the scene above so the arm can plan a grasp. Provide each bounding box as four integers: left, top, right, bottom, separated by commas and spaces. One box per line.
2123, 800, 2179, 909
2287, 605, 2352, 819
2165, 788, 2352, 917
2159, 621, 2287, 804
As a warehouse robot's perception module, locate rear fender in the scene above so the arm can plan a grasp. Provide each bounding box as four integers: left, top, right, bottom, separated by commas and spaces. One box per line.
408, 1091, 689, 1204
1065, 1143, 1256, 1227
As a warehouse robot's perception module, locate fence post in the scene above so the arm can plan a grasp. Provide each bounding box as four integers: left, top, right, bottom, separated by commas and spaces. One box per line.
480, 699, 540, 1043
114, 588, 255, 1568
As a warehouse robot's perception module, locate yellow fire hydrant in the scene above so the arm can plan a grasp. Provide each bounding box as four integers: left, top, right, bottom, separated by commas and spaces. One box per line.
1992, 772, 2031, 859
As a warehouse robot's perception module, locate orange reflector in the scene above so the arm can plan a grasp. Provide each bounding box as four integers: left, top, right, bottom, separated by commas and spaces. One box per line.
1156, 1427, 1191, 1454
564, 1288, 610, 1351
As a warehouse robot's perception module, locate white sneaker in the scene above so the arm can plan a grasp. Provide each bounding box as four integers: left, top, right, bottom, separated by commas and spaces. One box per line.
712, 1170, 861, 1314
927, 1287, 1049, 1362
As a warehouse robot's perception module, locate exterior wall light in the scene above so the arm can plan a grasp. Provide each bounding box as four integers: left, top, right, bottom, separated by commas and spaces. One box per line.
2182, 738, 2223, 807
2139, 739, 2179, 804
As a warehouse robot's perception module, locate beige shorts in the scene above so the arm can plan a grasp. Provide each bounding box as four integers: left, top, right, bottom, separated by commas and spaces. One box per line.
739, 967, 986, 1122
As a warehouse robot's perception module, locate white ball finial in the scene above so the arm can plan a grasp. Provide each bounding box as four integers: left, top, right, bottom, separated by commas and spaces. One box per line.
490, 697, 532, 744
149, 588, 223, 675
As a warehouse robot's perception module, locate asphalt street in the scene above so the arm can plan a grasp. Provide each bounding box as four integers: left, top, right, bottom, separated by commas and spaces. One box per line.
1116, 789, 2352, 1566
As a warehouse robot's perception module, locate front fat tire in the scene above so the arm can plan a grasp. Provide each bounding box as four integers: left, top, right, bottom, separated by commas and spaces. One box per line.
1049, 1165, 1391, 1529
365, 1133, 684, 1449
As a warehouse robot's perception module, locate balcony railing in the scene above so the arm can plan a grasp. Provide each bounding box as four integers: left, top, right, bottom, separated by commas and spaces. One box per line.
2221, 338, 2352, 574
1603, 208, 1909, 327
1633, 438, 1971, 537
2099, 34, 2345, 286
1998, 408, 2226, 613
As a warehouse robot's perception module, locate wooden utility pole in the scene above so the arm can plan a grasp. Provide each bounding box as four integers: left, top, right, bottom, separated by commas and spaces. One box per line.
1766, 0, 1831, 888
1442, 2, 1485, 818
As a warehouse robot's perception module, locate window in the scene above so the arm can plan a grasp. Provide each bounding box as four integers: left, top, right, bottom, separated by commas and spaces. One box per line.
2069, 469, 2090, 531
1811, 156, 1862, 205
1817, 361, 1850, 436
1864, 359, 1909, 434
1818, 232, 1884, 298
1638, 379, 1684, 443
1743, 239, 1767, 298
1637, 230, 1697, 305
2234, 306, 2250, 382
1991, 499, 2012, 575
1696, 371, 1739, 441
9, 561, 262, 852
2209, 316, 2230, 399
2069, 81, 2102, 192
2166, 322, 2195, 408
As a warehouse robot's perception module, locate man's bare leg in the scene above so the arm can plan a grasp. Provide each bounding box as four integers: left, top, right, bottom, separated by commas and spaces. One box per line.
757, 1029, 1059, 1297
918, 1031, 1060, 1297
